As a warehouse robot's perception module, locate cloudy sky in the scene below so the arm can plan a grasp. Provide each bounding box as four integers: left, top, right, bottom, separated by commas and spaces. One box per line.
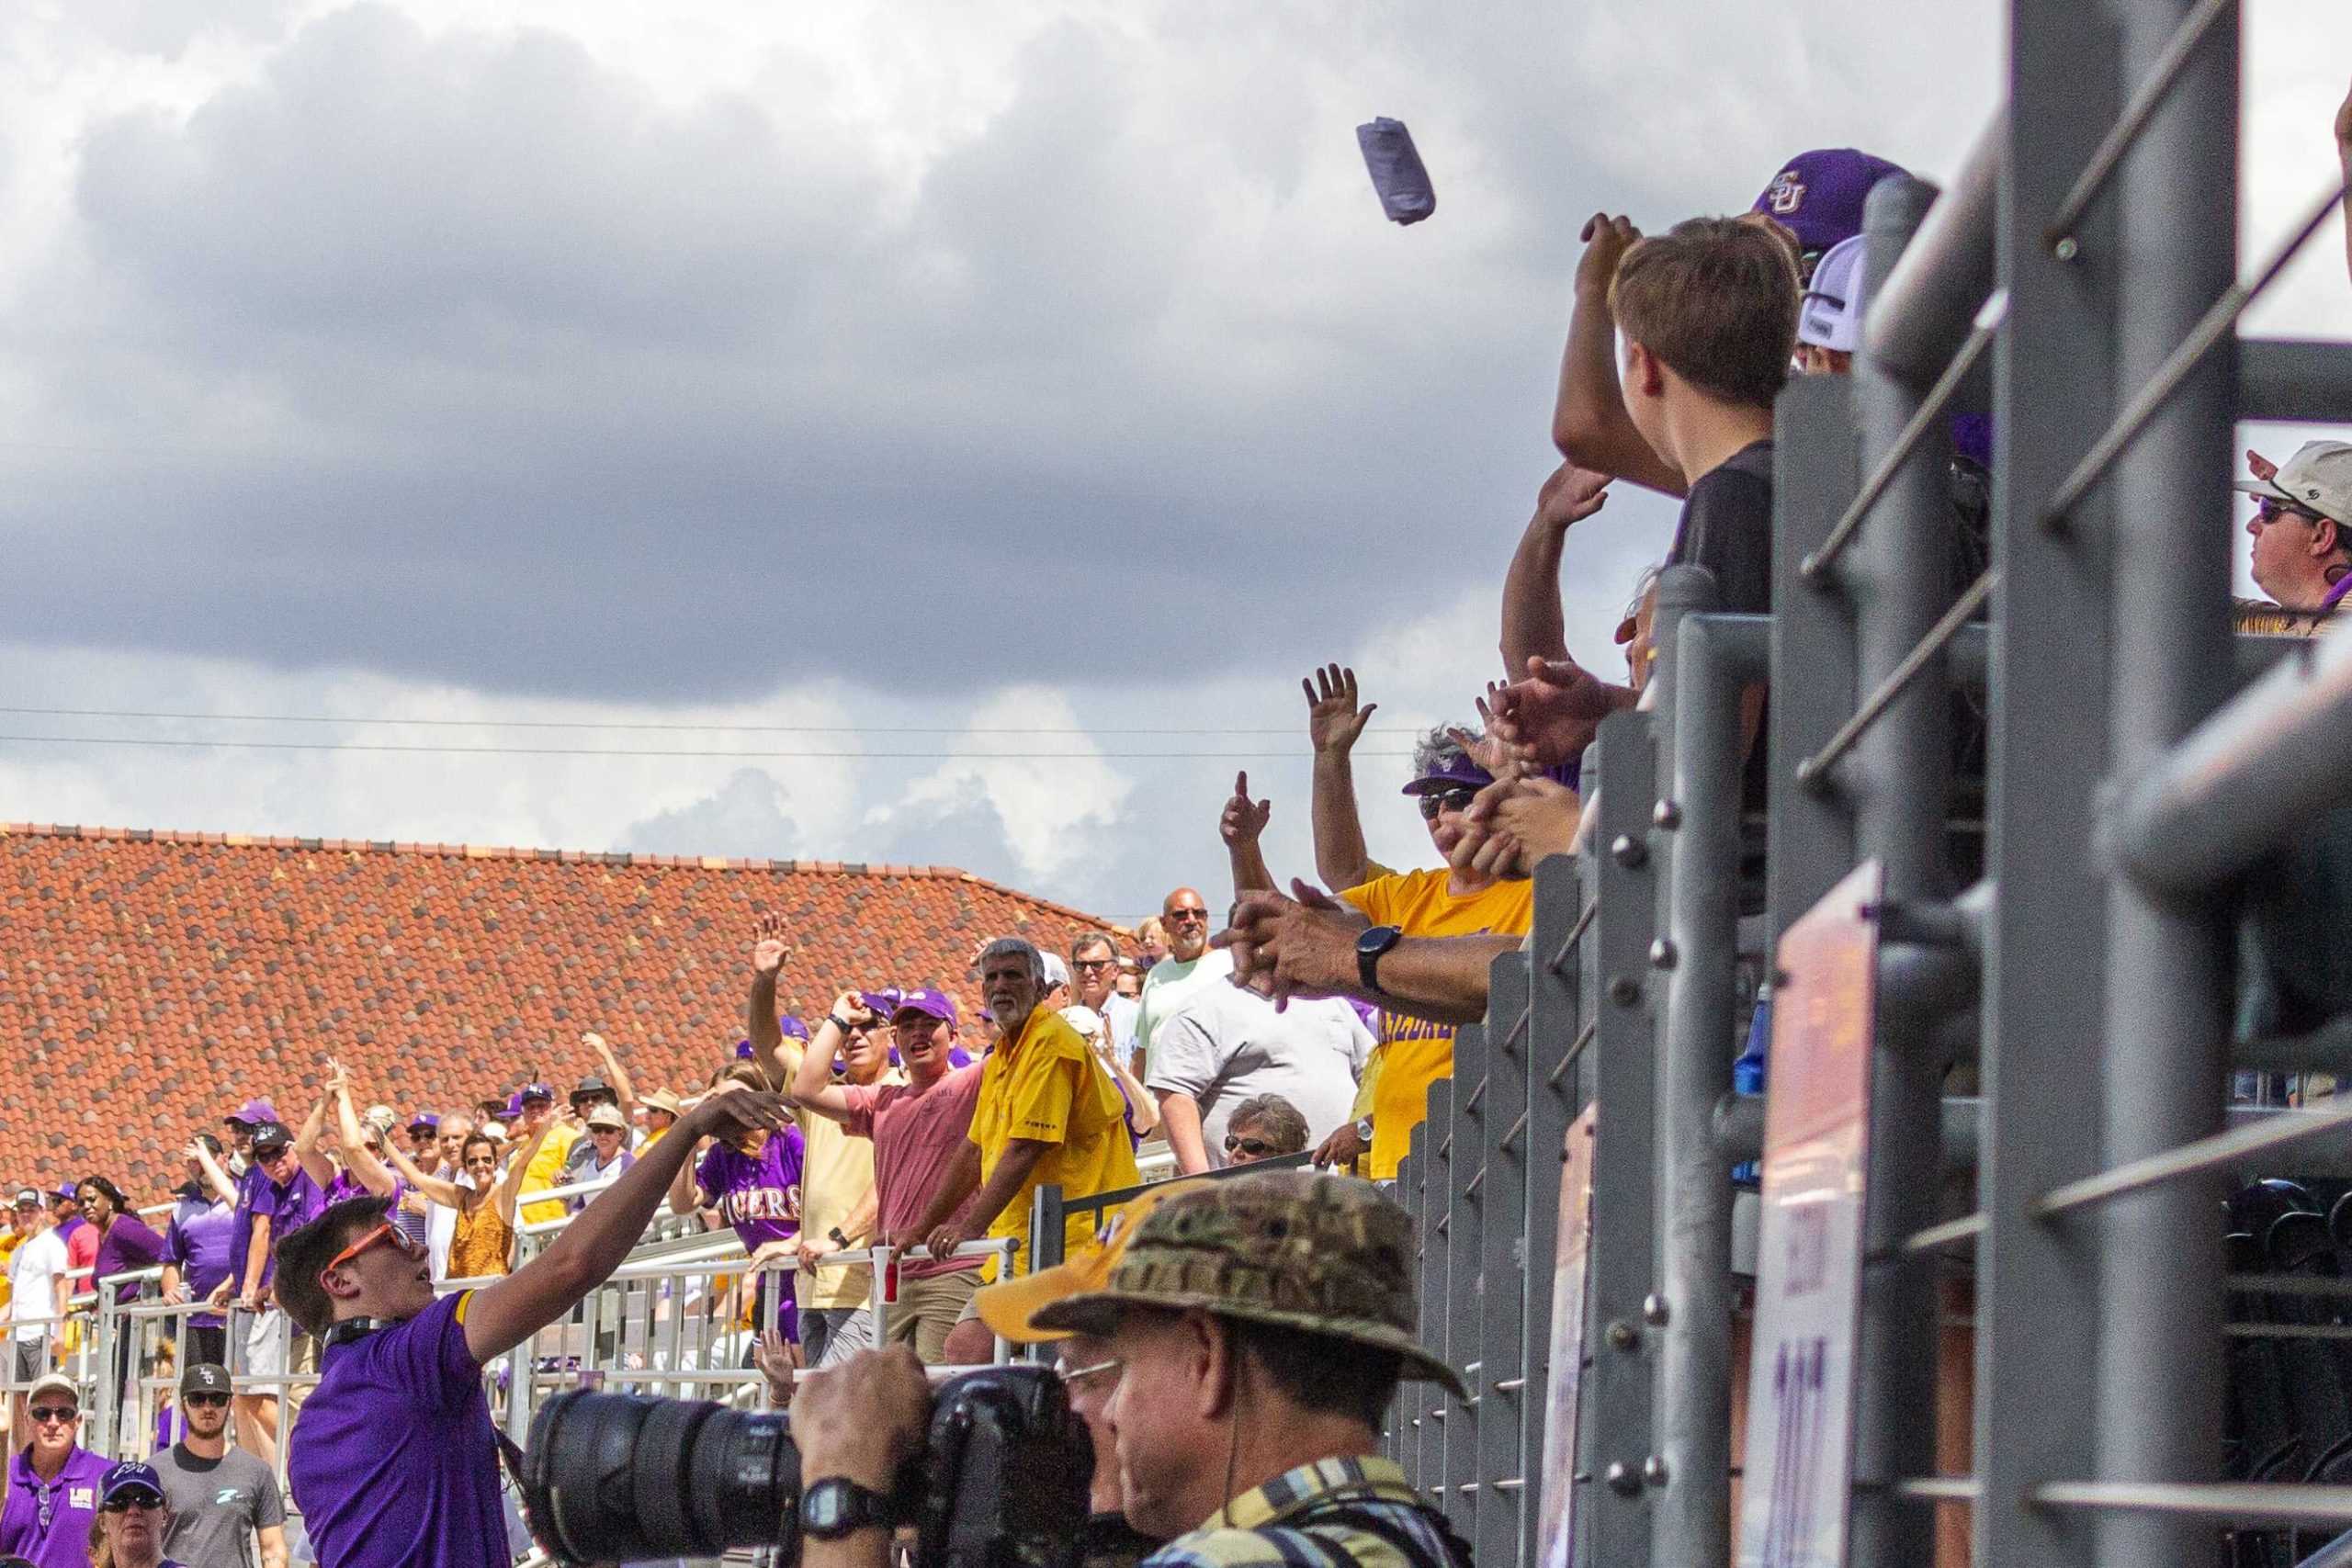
2, 1, 2346, 922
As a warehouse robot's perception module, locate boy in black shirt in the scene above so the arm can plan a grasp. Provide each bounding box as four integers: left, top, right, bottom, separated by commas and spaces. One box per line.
1491, 216, 1797, 763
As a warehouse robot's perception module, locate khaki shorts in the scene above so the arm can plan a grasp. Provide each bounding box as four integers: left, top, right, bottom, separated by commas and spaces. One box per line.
239, 1309, 317, 1409
888, 1270, 981, 1364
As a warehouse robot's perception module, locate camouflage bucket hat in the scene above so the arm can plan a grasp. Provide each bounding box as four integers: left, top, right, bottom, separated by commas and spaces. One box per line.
1027, 1169, 1466, 1398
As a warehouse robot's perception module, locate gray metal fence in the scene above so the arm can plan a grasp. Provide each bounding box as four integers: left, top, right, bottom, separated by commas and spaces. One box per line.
1383, 4, 2352, 1566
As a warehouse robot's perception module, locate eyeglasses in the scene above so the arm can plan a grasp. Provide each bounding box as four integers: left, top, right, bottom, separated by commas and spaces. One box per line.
102, 1490, 165, 1513
1054, 1355, 1124, 1389
2255, 498, 2325, 528
1223, 1134, 1277, 1158
183, 1392, 231, 1408
323, 1221, 424, 1278
1419, 786, 1480, 820
1071, 958, 1117, 973
1163, 908, 1209, 925
28, 1406, 77, 1426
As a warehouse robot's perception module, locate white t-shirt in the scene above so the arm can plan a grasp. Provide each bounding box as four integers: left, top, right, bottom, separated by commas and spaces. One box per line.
1100, 994, 1141, 1062
8, 1228, 68, 1342
1145, 983, 1372, 1166
1135, 948, 1236, 1077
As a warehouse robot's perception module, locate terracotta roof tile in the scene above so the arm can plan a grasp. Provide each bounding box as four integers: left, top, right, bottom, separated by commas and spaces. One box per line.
0, 823, 1128, 1202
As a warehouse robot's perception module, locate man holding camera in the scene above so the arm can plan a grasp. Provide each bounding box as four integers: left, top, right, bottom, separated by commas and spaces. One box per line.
272, 1089, 786, 1568
793, 1170, 1467, 1568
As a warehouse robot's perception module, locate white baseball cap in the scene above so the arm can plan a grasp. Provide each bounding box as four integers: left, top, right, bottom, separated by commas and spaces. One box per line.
2234, 440, 2352, 531
1797, 233, 1869, 354
1040, 952, 1071, 990
1060, 1005, 1105, 1042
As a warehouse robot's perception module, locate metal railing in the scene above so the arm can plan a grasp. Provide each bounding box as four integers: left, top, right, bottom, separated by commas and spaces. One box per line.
1373, 6, 2352, 1566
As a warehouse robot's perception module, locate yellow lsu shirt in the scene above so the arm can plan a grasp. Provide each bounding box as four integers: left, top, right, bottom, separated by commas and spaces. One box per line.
969, 1008, 1140, 1278
1340, 867, 1535, 1179
519, 1122, 582, 1226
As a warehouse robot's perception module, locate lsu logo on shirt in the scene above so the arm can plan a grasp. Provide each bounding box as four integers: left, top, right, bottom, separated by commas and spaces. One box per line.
69, 1486, 94, 1508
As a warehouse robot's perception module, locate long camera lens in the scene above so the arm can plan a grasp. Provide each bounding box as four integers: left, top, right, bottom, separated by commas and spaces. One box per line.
523, 1389, 801, 1562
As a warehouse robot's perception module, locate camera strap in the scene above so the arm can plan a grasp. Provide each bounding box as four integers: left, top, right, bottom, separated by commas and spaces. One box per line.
1280, 1502, 1474, 1568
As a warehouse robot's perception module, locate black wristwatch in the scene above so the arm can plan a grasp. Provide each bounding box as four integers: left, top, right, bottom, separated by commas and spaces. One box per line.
1356, 924, 1404, 993
802, 1477, 894, 1540
827, 1012, 854, 1034
828, 1226, 851, 1248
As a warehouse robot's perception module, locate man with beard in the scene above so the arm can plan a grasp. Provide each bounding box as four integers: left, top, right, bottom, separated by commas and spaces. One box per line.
148, 1366, 285, 1568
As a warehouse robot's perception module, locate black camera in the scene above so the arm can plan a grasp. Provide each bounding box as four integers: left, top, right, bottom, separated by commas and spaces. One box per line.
520, 1363, 1094, 1568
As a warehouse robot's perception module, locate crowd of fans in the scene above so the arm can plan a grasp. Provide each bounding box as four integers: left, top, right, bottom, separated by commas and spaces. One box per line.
0, 79, 2344, 1568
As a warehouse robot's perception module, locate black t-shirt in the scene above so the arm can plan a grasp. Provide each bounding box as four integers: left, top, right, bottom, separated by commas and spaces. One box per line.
1667, 439, 1775, 615
1668, 441, 1775, 905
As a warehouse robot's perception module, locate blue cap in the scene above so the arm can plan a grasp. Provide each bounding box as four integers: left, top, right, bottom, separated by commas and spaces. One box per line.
100, 1461, 165, 1505
517, 1082, 555, 1104
1401, 751, 1495, 795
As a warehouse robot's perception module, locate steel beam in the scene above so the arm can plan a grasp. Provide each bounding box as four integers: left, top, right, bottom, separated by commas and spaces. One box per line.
1866, 111, 2002, 389
1478, 953, 1534, 1568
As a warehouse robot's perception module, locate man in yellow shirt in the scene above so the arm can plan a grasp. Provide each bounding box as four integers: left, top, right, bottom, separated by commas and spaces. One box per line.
910, 937, 1137, 1337
512, 1083, 580, 1227
1222, 730, 1533, 1181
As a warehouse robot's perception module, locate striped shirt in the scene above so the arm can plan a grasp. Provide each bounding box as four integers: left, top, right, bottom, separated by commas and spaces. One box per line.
1141, 1456, 1465, 1568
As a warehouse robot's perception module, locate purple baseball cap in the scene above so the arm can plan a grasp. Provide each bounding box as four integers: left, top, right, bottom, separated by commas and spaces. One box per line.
517, 1082, 555, 1104
777, 1016, 811, 1043
858, 988, 905, 1021
889, 987, 961, 1030
1752, 148, 1910, 257
1401, 751, 1495, 796
407, 1111, 439, 1132
226, 1099, 280, 1127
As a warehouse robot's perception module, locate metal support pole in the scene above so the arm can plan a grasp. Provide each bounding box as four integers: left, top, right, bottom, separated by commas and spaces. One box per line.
1848, 174, 1951, 1568
1973, 11, 2123, 1565
1651, 600, 1761, 1568
2094, 8, 2237, 1568
1576, 713, 1659, 1568
2241, 338, 2352, 425
1866, 111, 2001, 389
1769, 375, 1864, 958
1445, 1030, 1485, 1522
1477, 954, 1532, 1568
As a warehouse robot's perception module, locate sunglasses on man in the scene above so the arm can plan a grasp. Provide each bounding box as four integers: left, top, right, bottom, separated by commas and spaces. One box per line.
183, 1391, 231, 1409
1223, 1134, 1277, 1159
1419, 786, 1480, 821
321, 1220, 426, 1287
28, 1405, 77, 1426
1162, 908, 1209, 925
2255, 497, 2327, 528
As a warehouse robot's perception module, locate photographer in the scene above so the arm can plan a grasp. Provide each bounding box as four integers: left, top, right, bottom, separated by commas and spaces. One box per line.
273, 1089, 786, 1568
799, 1171, 1468, 1568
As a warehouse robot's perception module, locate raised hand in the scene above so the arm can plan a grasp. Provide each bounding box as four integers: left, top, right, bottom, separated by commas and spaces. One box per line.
753, 1327, 798, 1406
750, 912, 789, 976
1303, 664, 1376, 758
829, 990, 875, 1029
1489, 652, 1619, 768
685, 1088, 786, 1145
1219, 770, 1272, 849
1576, 213, 1643, 301
1534, 460, 1611, 534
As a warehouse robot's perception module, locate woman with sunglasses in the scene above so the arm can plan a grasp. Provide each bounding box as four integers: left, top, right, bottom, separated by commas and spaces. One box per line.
374, 1115, 552, 1282
89, 1460, 197, 1568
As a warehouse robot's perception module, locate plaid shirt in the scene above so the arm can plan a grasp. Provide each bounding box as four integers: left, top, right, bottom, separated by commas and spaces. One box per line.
1141, 1456, 1463, 1568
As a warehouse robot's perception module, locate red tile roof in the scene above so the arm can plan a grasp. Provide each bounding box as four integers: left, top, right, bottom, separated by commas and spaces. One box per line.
0, 822, 1126, 1201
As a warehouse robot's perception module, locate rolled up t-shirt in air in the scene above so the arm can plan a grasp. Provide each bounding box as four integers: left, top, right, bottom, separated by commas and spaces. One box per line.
288, 1290, 507, 1568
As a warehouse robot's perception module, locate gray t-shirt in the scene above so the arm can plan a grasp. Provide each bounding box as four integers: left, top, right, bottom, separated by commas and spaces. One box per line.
153, 1442, 285, 1568
1145, 983, 1372, 1165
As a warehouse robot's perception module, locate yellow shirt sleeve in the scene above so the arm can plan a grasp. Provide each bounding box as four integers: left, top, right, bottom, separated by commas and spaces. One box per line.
1351, 1044, 1385, 1122
1339, 874, 1396, 925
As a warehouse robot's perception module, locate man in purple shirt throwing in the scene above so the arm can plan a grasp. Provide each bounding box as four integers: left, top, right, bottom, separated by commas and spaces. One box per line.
668, 1071, 807, 1347
0, 1372, 108, 1568
277, 1089, 786, 1568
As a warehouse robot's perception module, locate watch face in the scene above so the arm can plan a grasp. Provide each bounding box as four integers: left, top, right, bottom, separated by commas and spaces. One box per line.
806, 1482, 851, 1534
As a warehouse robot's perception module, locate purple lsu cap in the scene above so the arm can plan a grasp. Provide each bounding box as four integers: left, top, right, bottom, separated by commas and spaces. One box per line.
227, 1099, 280, 1127
1401, 751, 1496, 796
501, 1091, 525, 1120
407, 1111, 439, 1132
777, 1017, 811, 1043
890, 987, 961, 1030
858, 988, 905, 1021
1753, 148, 1910, 256
101, 1461, 165, 1505
518, 1082, 555, 1104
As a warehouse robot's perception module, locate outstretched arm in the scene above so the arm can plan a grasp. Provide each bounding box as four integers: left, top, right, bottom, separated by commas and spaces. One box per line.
493, 1120, 558, 1227
383, 1140, 464, 1210
464, 1094, 787, 1362
187, 1141, 237, 1206
292, 1081, 336, 1190
582, 1032, 638, 1120
789, 1008, 862, 1125
1220, 771, 1275, 898
334, 1087, 399, 1199
1501, 464, 1611, 674
1303, 665, 1386, 894
745, 914, 790, 1066
1553, 213, 1687, 497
